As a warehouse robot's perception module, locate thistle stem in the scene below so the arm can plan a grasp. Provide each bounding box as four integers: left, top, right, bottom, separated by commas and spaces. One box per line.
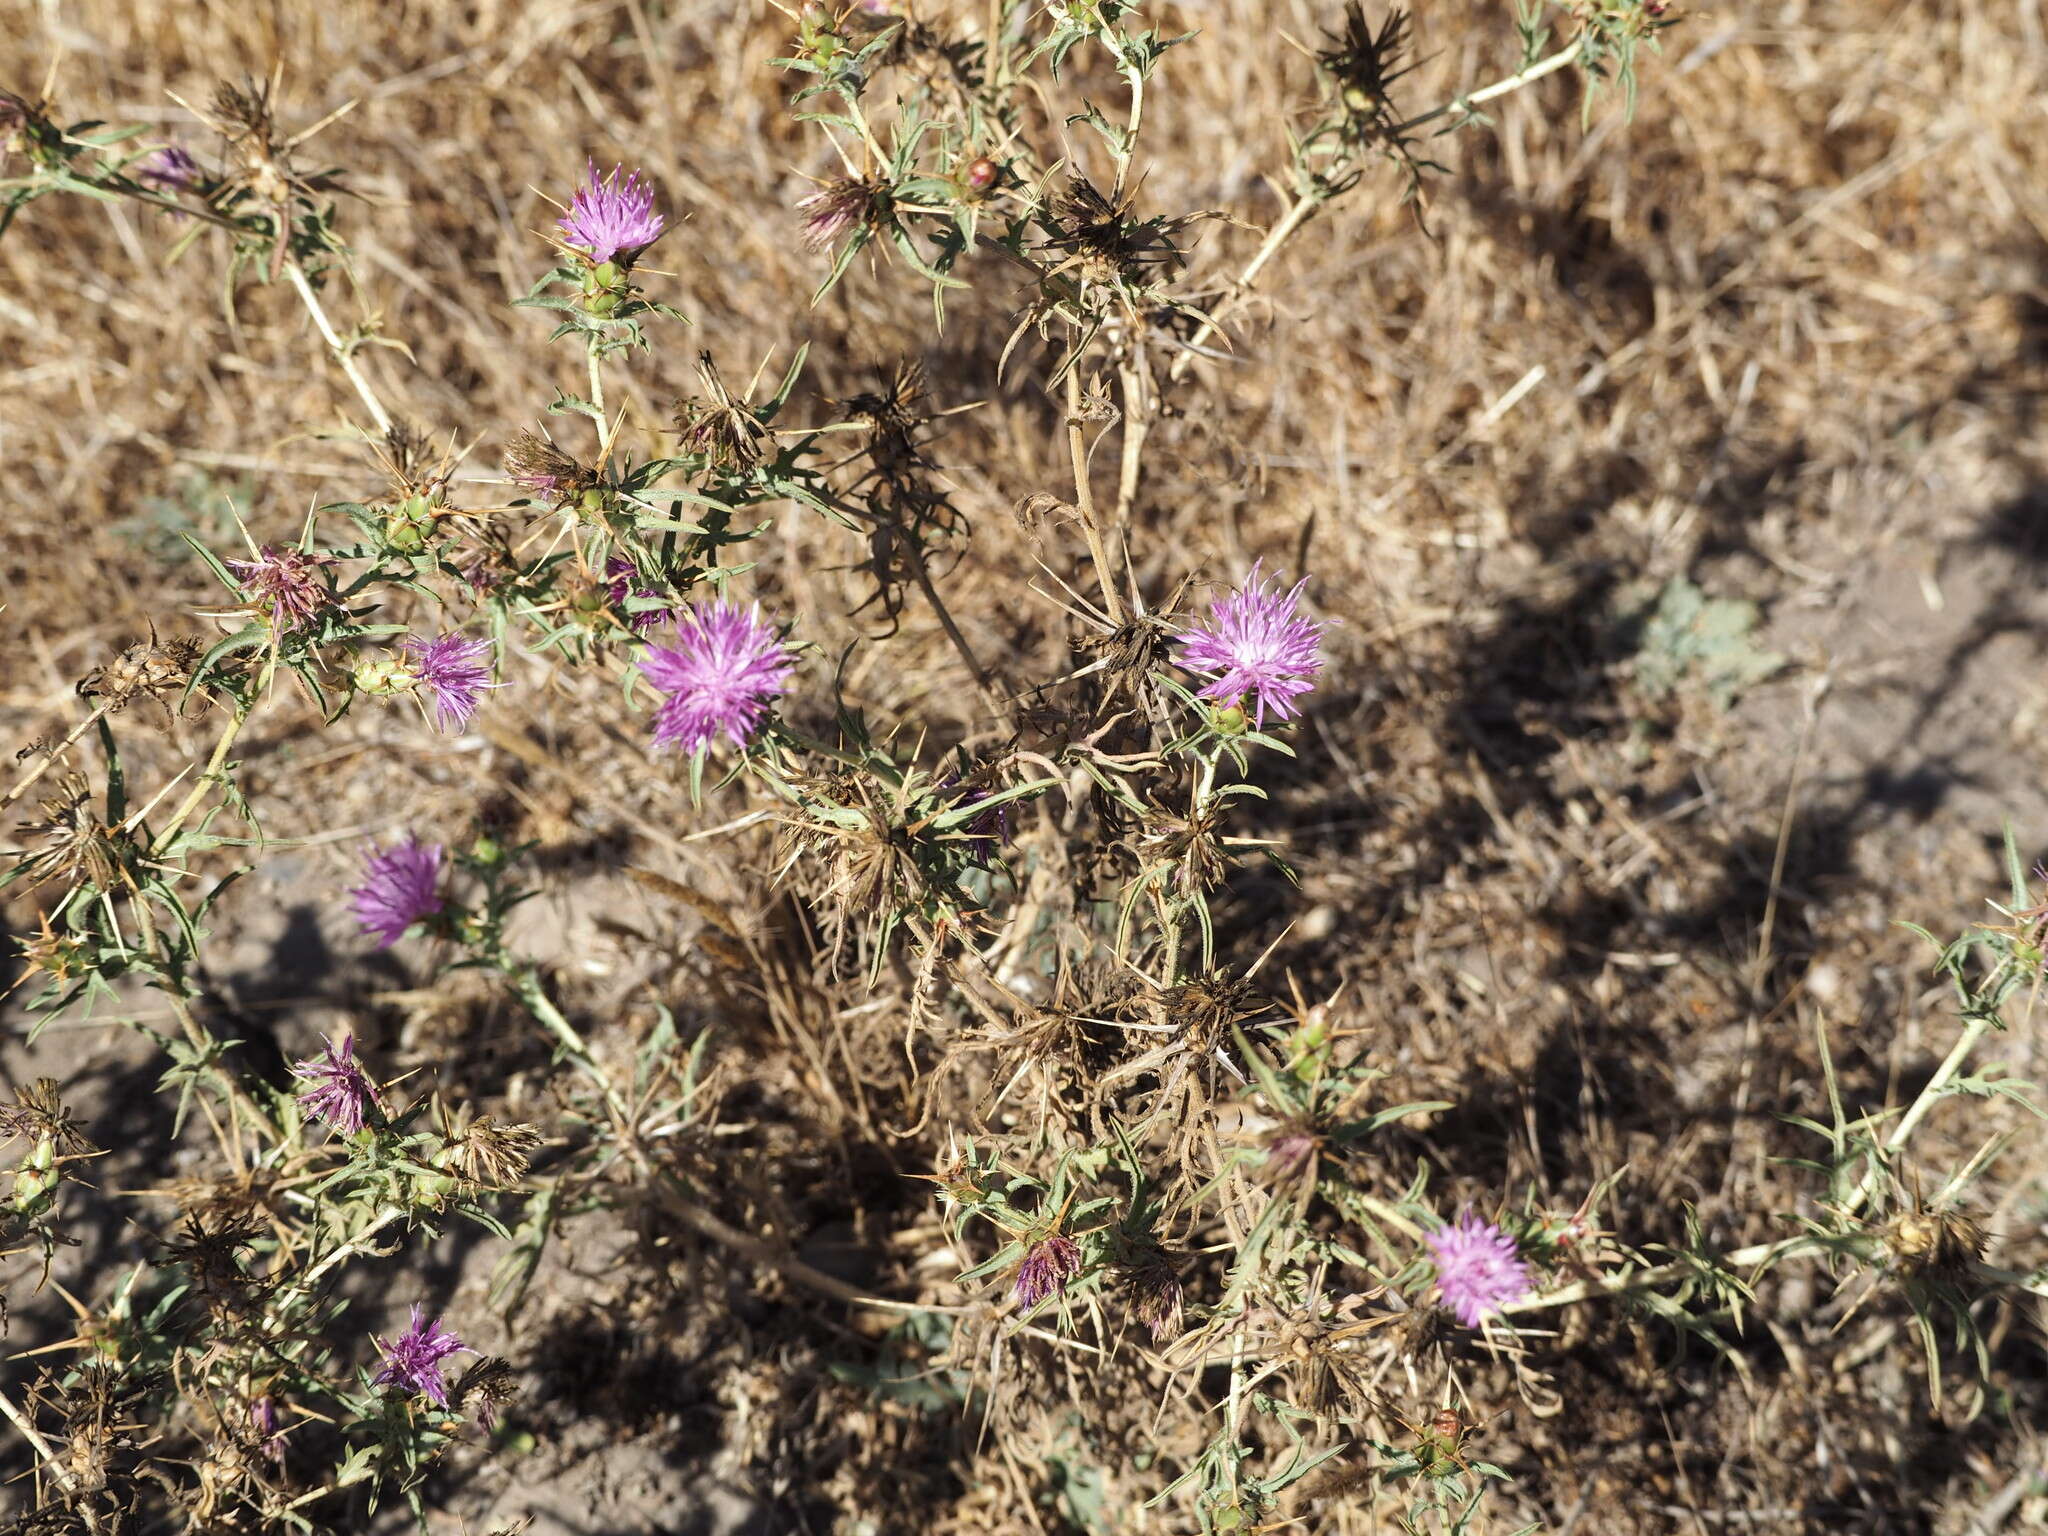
286, 259, 394, 435
1065, 364, 1127, 625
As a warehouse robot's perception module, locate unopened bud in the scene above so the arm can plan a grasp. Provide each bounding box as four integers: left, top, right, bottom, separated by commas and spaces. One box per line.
352, 657, 416, 698
961, 156, 998, 196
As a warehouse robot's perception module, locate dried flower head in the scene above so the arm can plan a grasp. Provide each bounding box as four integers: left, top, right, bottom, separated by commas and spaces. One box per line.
14, 774, 124, 891
350, 836, 445, 948
1172, 562, 1327, 728
797, 176, 886, 251
503, 430, 593, 506
400, 633, 499, 733
452, 1356, 519, 1429
640, 601, 794, 754
226, 545, 331, 630
673, 353, 770, 472
372, 1305, 468, 1408
1121, 1254, 1185, 1342
1316, 4, 1419, 118
139, 144, 203, 192
443, 1117, 542, 1189
78, 631, 210, 717
293, 1033, 381, 1137
1013, 1234, 1083, 1307
1884, 1205, 1986, 1278
557, 161, 667, 266
159, 1213, 262, 1299
1424, 1213, 1531, 1327
0, 1078, 92, 1155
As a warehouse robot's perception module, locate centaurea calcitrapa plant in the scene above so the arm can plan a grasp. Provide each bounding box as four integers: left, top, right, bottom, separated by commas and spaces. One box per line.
12, 4, 2043, 1532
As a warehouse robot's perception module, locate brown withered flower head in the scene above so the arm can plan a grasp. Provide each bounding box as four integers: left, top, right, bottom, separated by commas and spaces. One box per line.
1884, 1203, 1986, 1280
1039, 176, 1189, 289
78, 630, 210, 719
1316, 4, 1419, 123
674, 352, 770, 473
158, 1213, 264, 1302
0, 1078, 93, 1156
1120, 1251, 1186, 1343
443, 1116, 543, 1190
503, 429, 597, 508
14, 775, 125, 892
452, 1355, 520, 1429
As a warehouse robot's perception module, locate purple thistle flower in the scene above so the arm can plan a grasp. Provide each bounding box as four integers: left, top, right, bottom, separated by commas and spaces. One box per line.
226, 545, 330, 629
292, 1033, 380, 1137
251, 1395, 285, 1462
1424, 1212, 1532, 1328
400, 633, 499, 733
557, 161, 667, 266
605, 556, 671, 631
140, 144, 202, 192
350, 837, 444, 948
639, 601, 794, 754
372, 1305, 468, 1408
1172, 561, 1328, 728
1013, 1234, 1083, 1307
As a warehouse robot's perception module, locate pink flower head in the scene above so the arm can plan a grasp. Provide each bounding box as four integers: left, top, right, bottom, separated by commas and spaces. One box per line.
605, 556, 672, 631
797, 177, 880, 251
293, 1033, 380, 1136
1172, 562, 1327, 728
350, 837, 444, 948
557, 162, 666, 266
1424, 1212, 1531, 1328
639, 600, 794, 754
1013, 1234, 1083, 1307
140, 144, 202, 192
372, 1305, 468, 1408
400, 633, 499, 733
226, 545, 330, 629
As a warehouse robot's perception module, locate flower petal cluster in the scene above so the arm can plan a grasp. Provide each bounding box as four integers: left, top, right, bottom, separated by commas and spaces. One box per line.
401, 633, 499, 733
1013, 1234, 1083, 1307
372, 1305, 468, 1408
227, 545, 330, 629
605, 556, 672, 631
640, 601, 793, 753
557, 162, 666, 265
140, 144, 202, 192
797, 178, 880, 251
1172, 562, 1327, 727
350, 837, 444, 948
292, 1033, 380, 1136
1424, 1212, 1531, 1328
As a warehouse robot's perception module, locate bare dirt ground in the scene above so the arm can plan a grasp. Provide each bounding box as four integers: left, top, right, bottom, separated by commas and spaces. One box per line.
6, 0, 2048, 1532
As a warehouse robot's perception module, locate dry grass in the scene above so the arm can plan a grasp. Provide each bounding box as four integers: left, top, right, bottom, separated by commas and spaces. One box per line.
6, 0, 2048, 1532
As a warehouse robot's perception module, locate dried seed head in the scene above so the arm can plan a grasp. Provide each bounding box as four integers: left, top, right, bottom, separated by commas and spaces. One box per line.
158, 1213, 263, 1299
1121, 1254, 1186, 1342
674, 353, 770, 472
14, 775, 125, 891
452, 1355, 520, 1428
443, 1117, 543, 1189
0, 1078, 92, 1155
1316, 4, 1418, 120
503, 430, 595, 507
1884, 1206, 1985, 1277
78, 633, 210, 717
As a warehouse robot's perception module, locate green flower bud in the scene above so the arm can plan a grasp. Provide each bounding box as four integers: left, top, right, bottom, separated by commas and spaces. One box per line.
578, 486, 608, 513
586, 291, 621, 318
352, 657, 416, 698
1212, 702, 1249, 736
384, 496, 436, 555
